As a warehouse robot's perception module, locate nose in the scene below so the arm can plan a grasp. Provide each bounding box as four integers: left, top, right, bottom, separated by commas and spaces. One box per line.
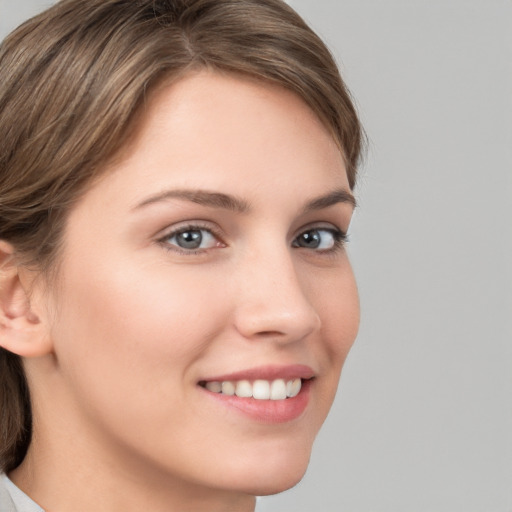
232, 247, 321, 344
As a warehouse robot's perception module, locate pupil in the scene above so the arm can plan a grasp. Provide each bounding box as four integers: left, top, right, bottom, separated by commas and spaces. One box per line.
300, 230, 320, 248
177, 230, 202, 249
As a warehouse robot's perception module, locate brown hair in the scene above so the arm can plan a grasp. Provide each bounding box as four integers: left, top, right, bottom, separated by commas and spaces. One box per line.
0, 0, 364, 472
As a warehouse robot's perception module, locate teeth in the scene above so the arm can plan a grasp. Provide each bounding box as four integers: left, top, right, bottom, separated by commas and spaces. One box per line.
205, 381, 222, 393
204, 378, 303, 400
270, 379, 287, 400
235, 380, 252, 398
221, 381, 235, 396
287, 378, 301, 398
253, 380, 270, 399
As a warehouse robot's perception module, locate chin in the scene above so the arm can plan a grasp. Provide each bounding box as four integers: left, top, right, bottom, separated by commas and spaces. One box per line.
219, 443, 312, 497
248, 467, 308, 496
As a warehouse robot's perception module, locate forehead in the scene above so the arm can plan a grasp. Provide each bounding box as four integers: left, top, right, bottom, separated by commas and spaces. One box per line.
77, 70, 349, 216
130, 72, 343, 172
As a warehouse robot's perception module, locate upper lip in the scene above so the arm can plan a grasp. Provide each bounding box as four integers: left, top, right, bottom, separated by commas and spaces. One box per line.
199, 364, 315, 383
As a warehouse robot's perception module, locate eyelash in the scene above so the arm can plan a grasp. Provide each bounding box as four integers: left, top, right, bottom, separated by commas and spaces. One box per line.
157, 223, 348, 256
157, 222, 225, 256
292, 227, 348, 254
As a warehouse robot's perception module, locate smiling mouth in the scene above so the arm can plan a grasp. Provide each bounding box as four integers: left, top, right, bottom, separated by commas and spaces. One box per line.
198, 378, 306, 400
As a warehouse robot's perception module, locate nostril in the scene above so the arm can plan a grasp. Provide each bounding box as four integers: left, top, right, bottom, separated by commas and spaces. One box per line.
254, 330, 285, 337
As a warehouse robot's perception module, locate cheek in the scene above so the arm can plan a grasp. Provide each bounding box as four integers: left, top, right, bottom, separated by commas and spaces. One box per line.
49, 258, 229, 418
297, 260, 359, 421
311, 262, 360, 363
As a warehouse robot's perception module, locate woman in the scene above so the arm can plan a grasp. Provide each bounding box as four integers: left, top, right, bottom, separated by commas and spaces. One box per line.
0, 0, 364, 510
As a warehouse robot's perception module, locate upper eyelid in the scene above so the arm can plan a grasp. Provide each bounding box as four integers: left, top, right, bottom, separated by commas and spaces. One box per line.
156, 220, 346, 238
294, 222, 346, 237
157, 221, 223, 239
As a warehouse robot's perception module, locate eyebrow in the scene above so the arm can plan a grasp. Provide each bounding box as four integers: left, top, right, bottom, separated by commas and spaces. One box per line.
302, 189, 357, 212
134, 189, 251, 213
133, 187, 356, 213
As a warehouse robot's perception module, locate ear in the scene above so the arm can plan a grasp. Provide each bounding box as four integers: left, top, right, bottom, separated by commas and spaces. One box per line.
0, 240, 52, 357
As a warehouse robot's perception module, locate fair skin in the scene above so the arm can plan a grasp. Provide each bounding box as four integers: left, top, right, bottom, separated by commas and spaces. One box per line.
1, 71, 359, 512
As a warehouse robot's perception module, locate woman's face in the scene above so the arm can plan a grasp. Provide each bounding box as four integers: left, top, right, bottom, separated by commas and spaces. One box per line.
39, 71, 359, 496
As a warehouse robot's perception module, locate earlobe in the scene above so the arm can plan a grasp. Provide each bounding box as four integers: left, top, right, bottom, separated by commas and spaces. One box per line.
0, 240, 52, 357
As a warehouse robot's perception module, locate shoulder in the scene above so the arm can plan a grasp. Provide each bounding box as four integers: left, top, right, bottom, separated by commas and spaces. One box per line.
0, 474, 17, 512
0, 474, 45, 512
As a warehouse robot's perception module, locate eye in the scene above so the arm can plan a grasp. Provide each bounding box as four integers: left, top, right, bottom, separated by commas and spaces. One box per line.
292, 227, 346, 251
161, 225, 222, 252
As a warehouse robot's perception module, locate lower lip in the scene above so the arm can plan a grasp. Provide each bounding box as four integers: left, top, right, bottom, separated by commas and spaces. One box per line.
199, 379, 312, 424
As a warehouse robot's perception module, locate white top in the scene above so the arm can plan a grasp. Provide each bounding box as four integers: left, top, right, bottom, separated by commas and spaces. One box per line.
0, 474, 44, 512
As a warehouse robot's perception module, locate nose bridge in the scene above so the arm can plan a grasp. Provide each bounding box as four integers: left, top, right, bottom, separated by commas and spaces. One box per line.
233, 240, 321, 342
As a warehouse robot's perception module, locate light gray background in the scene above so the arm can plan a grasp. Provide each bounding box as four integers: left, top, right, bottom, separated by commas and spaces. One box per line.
1, 1, 511, 511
